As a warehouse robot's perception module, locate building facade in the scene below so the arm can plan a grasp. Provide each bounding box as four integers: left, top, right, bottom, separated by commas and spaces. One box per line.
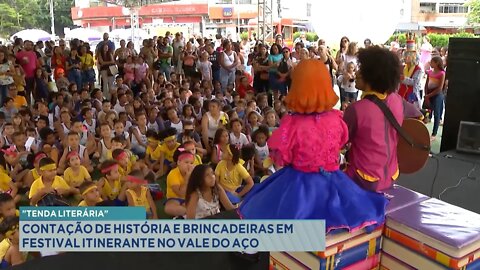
71, 0, 259, 37
401, 0, 470, 32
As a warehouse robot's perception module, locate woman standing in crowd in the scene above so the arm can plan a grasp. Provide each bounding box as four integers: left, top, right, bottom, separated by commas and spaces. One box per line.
252, 44, 270, 93
181, 42, 198, 79
51, 46, 66, 81
424, 56, 445, 142
0, 49, 15, 106
219, 40, 238, 93
65, 48, 82, 90
79, 45, 96, 91
97, 44, 116, 99
335, 36, 350, 104
318, 45, 337, 86
267, 44, 283, 99
126, 41, 138, 57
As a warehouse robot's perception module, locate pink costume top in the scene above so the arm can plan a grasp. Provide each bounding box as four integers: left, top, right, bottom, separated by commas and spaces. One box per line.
269, 110, 348, 173
343, 93, 405, 192
426, 70, 445, 94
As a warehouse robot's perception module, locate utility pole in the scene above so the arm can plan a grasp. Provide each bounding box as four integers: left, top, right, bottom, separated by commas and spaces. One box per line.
257, 0, 273, 43
50, 0, 55, 39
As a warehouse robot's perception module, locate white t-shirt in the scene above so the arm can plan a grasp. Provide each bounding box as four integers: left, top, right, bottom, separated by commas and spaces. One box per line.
114, 102, 126, 113
255, 143, 269, 163
230, 132, 250, 148
337, 75, 358, 93
197, 60, 212, 81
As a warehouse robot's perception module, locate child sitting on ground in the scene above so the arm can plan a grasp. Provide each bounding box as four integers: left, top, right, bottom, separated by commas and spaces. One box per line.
0, 216, 24, 267
185, 164, 234, 219
215, 144, 254, 205
78, 181, 103, 207
97, 160, 127, 206
29, 158, 78, 206
63, 151, 92, 189
144, 130, 161, 172
164, 149, 195, 218
126, 170, 158, 219
157, 128, 180, 176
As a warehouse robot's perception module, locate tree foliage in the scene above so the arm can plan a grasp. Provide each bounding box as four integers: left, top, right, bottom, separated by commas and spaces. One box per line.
388, 32, 477, 48
467, 0, 480, 25
0, 0, 74, 39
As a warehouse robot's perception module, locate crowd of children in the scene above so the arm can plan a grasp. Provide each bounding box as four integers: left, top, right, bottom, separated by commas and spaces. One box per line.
0, 31, 437, 267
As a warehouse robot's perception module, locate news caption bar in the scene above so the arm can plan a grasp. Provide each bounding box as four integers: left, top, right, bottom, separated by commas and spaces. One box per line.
19, 207, 326, 252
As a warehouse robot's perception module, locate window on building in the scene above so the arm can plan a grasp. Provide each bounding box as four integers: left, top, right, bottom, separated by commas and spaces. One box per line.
237, 0, 252, 4
307, 3, 312, 17
216, 0, 233, 4
439, 3, 469, 13
89, 0, 102, 7
419, 2, 436, 13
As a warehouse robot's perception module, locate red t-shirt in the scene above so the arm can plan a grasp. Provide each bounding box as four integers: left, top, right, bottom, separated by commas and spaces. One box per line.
16, 50, 38, 78
237, 84, 254, 98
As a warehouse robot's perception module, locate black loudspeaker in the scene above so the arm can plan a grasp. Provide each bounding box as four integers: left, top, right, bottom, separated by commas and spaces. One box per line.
440, 38, 480, 152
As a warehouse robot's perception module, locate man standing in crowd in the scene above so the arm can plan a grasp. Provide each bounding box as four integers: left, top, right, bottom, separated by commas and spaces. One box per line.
15, 40, 38, 104
207, 44, 221, 84
96, 33, 115, 54
157, 37, 173, 81
172, 33, 185, 70
59, 39, 70, 57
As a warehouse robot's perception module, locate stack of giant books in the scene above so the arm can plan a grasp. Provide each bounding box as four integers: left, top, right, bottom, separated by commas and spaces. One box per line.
270, 226, 382, 270
381, 198, 480, 270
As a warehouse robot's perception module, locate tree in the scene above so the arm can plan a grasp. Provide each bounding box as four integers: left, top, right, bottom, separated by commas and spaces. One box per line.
0, 3, 22, 38
35, 0, 75, 37
467, 0, 480, 25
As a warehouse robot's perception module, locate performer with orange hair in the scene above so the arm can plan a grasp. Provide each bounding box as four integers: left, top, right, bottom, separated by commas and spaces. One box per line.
238, 59, 387, 233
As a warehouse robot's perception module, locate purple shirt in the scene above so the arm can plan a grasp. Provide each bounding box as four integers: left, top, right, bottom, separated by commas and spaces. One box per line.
344, 93, 421, 192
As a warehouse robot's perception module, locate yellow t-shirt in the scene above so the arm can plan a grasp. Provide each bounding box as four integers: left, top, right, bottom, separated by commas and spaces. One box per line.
194, 154, 202, 166
0, 209, 18, 260
0, 239, 10, 261
29, 176, 70, 199
118, 161, 133, 177
13, 75, 25, 92
31, 168, 41, 181
101, 177, 122, 200
127, 186, 150, 213
79, 54, 94, 69
13, 96, 27, 109
78, 198, 102, 207
215, 160, 250, 192
146, 145, 161, 161
63, 166, 91, 188
0, 172, 12, 192
166, 167, 186, 199
155, 142, 180, 163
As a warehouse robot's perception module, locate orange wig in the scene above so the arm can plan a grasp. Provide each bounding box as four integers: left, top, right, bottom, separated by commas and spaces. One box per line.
285, 59, 338, 114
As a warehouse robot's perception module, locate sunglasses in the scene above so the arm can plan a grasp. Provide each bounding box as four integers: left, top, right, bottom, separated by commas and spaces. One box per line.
283, 51, 289, 54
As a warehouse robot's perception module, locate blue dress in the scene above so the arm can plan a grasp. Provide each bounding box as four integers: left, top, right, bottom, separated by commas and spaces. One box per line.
237, 112, 388, 233
239, 167, 388, 233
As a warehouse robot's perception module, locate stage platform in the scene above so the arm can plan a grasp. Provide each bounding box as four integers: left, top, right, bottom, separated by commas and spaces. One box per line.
397, 150, 480, 214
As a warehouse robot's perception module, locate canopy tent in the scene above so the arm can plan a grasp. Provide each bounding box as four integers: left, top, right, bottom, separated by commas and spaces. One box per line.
109, 28, 149, 41
65, 28, 103, 42
395, 22, 427, 33
10, 29, 51, 42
